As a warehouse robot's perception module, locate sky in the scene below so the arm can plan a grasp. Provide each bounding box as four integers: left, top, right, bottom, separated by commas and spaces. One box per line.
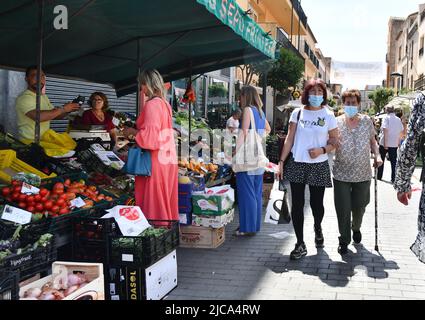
301, 0, 421, 89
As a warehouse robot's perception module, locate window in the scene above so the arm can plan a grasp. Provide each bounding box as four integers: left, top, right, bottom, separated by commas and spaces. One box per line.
399, 46, 402, 61
420, 36, 424, 56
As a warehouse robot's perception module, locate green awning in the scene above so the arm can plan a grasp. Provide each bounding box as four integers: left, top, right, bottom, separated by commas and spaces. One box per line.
0, 0, 277, 96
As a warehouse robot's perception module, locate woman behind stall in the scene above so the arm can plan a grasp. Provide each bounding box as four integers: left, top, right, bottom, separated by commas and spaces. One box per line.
234, 85, 271, 237
279, 79, 338, 260
122, 69, 178, 221
81, 92, 117, 142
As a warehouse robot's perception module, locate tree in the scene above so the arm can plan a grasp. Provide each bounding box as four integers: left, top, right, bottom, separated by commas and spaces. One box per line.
267, 48, 305, 98
237, 60, 274, 86
368, 88, 395, 113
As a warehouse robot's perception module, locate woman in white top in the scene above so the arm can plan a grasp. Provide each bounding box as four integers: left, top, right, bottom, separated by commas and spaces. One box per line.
279, 79, 339, 260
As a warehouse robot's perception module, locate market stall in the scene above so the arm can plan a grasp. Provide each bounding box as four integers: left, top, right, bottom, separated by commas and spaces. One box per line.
0, 0, 277, 301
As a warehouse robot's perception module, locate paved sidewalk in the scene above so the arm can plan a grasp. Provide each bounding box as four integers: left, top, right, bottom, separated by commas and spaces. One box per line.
167, 168, 425, 300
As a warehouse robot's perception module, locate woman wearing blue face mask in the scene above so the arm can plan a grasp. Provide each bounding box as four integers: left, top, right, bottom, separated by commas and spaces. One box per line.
279, 79, 339, 260
332, 89, 383, 255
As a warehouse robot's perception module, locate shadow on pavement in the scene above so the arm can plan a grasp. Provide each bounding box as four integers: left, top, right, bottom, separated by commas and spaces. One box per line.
265, 244, 399, 288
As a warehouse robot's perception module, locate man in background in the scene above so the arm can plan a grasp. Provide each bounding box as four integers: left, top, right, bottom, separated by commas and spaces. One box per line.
378, 106, 404, 184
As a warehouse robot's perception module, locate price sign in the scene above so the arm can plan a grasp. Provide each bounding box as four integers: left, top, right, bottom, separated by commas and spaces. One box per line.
1, 205, 32, 225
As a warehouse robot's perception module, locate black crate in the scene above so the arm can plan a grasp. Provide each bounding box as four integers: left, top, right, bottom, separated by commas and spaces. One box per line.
110, 220, 179, 267
0, 271, 19, 300
78, 149, 125, 178
72, 214, 121, 264
0, 240, 56, 281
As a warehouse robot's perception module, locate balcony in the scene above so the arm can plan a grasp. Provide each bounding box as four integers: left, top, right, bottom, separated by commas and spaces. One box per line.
291, 0, 307, 28
276, 27, 305, 60
261, 0, 308, 36
415, 75, 425, 91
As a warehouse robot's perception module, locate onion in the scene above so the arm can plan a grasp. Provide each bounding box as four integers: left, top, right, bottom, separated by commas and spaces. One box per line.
39, 290, 56, 301
67, 273, 87, 287
23, 288, 42, 299
64, 285, 80, 297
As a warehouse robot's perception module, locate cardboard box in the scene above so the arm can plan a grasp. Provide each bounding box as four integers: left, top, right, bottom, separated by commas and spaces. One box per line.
19, 262, 104, 300
192, 209, 234, 229
106, 250, 177, 300
192, 185, 234, 216
179, 225, 225, 249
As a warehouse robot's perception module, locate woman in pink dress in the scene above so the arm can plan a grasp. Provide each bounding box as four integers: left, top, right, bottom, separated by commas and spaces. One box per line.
123, 70, 178, 221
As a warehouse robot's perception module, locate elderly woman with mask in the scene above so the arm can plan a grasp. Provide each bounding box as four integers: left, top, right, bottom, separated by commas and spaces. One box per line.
332, 89, 383, 255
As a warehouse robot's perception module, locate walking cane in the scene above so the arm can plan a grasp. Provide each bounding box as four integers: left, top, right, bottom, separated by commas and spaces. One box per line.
374, 165, 379, 252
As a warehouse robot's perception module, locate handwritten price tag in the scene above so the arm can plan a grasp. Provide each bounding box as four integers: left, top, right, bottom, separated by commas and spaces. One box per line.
21, 183, 40, 195
1, 205, 32, 225
70, 197, 85, 208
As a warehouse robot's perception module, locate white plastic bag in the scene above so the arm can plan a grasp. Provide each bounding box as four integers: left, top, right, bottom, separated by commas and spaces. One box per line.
264, 180, 291, 225
102, 206, 151, 236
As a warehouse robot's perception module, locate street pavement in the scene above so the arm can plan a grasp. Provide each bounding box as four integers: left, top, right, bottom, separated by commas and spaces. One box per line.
167, 167, 425, 300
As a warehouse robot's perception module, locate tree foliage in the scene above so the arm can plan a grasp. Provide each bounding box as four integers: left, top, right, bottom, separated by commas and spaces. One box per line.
368, 88, 395, 113
267, 48, 305, 97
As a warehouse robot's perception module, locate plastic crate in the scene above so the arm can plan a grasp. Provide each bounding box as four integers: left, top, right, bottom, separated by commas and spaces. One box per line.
78, 149, 124, 178
0, 150, 56, 183
72, 214, 121, 264
0, 271, 19, 300
110, 220, 179, 267
0, 239, 56, 281
178, 183, 193, 197
178, 196, 192, 214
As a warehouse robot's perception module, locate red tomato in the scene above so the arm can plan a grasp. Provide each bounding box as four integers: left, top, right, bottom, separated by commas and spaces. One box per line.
39, 188, 49, 198
11, 192, 20, 202
19, 194, 27, 202
65, 192, 76, 201
26, 206, 35, 213
1, 187, 11, 197
51, 205, 60, 214
54, 189, 64, 196
18, 202, 26, 209
34, 195, 42, 202
44, 201, 53, 211
27, 201, 36, 208
53, 183, 64, 190
12, 180, 22, 187
64, 179, 71, 187
26, 195, 35, 203
13, 186, 21, 193
56, 199, 66, 208
59, 208, 69, 215
35, 203, 44, 212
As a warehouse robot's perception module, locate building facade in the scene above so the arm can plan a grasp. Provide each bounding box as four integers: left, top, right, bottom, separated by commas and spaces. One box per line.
387, 4, 425, 92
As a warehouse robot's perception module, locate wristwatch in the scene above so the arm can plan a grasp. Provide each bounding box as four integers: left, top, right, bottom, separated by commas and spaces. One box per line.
322, 147, 327, 154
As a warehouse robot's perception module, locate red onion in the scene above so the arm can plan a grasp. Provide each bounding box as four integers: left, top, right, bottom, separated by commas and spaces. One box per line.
67, 273, 87, 287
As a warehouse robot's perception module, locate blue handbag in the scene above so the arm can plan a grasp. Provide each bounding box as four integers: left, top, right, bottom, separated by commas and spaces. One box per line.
123, 147, 152, 176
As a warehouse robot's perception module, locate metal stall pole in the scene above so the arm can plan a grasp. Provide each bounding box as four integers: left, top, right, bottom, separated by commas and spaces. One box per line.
35, 0, 45, 144
136, 39, 142, 116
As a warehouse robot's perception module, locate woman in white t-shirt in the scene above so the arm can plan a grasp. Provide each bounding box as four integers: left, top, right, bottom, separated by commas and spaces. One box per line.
278, 79, 339, 260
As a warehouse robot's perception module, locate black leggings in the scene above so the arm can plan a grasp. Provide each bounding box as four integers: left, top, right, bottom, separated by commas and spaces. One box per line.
290, 183, 326, 245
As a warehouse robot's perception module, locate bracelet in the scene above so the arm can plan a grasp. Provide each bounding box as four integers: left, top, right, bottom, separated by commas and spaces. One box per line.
322, 147, 327, 154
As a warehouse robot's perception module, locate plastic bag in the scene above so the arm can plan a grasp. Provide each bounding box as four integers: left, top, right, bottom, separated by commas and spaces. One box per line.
265, 180, 291, 225
39, 130, 77, 157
